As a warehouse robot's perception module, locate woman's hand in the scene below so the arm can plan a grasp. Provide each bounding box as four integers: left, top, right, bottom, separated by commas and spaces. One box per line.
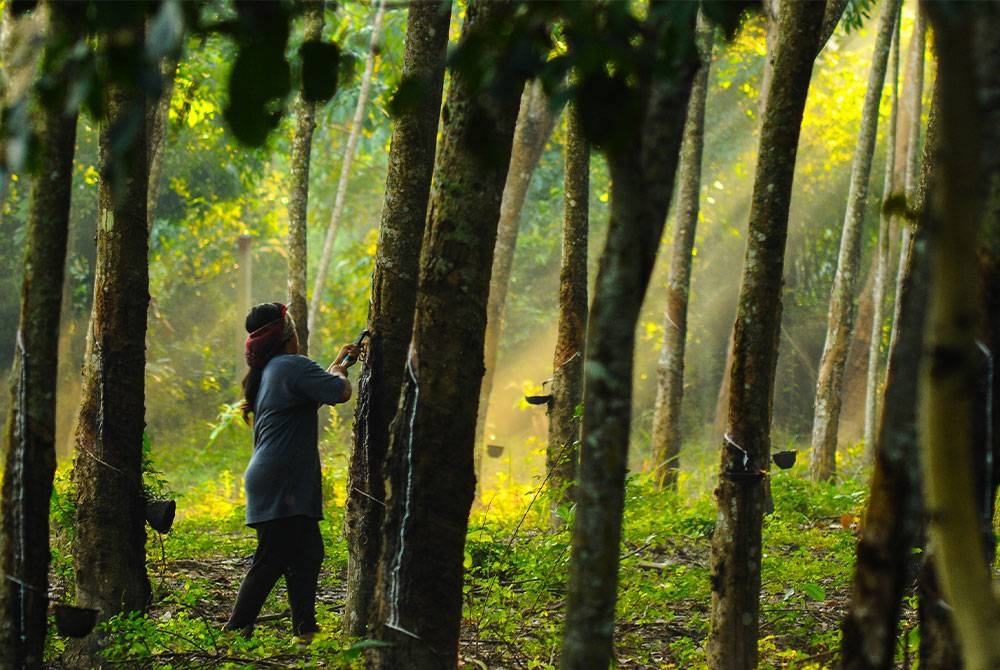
331, 343, 362, 369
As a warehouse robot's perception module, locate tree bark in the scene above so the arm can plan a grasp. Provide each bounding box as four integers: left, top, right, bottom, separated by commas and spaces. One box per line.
650, 19, 713, 491
560, 10, 699, 668
845, 9, 926, 454
918, 4, 1000, 668
146, 53, 179, 228
70, 20, 151, 658
308, 0, 386, 344
546, 100, 588, 521
862, 19, 901, 459
706, 2, 826, 668
287, 1, 325, 354
0, 6, 81, 666
368, 2, 523, 666
475, 79, 559, 452
839, 78, 937, 670
713, 0, 847, 439
344, 0, 451, 639
810, 0, 901, 482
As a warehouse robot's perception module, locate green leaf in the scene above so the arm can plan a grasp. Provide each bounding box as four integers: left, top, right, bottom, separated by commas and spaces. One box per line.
801, 583, 826, 601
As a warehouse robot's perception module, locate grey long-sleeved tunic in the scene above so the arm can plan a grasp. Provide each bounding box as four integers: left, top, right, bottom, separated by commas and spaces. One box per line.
243, 354, 346, 526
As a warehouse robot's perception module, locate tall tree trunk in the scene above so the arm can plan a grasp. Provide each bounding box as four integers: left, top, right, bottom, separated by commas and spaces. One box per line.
308, 0, 386, 343
546, 100, 588, 521
368, 2, 523, 666
839, 78, 937, 670
71, 18, 151, 658
287, 1, 325, 354
706, 2, 827, 668
918, 4, 1000, 668
713, 0, 848, 439
560, 10, 700, 668
974, 0, 1000, 559
650, 18, 714, 491
856, 12, 925, 459
146, 54, 179, 228
810, 0, 901, 482
475, 79, 558, 452
0, 6, 81, 665
345, 0, 451, 639
862, 20, 901, 458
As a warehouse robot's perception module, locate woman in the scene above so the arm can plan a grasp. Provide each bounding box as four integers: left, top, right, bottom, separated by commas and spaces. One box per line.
224, 302, 360, 643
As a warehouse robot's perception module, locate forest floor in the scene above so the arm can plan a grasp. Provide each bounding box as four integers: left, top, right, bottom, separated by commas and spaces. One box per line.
43, 440, 920, 669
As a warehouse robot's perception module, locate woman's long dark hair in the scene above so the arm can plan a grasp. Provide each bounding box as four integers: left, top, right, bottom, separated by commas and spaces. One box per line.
241, 302, 288, 423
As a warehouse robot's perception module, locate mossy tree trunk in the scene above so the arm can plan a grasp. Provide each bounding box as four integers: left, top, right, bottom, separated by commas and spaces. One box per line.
919, 4, 1000, 669
0, 5, 82, 665
344, 0, 451, 639
368, 2, 523, 666
546, 100, 588, 521
286, 0, 324, 354
706, 2, 827, 667
560, 9, 700, 668
71, 13, 152, 657
810, 0, 901, 482
650, 18, 713, 491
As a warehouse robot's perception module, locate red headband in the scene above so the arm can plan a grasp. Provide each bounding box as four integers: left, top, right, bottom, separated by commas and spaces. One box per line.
244, 304, 288, 370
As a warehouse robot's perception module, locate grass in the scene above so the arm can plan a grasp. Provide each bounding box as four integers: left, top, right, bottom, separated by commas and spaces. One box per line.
44, 432, 882, 669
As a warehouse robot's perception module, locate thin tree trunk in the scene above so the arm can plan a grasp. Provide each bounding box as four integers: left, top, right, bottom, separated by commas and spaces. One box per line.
650, 19, 714, 491
862, 20, 900, 458
561, 11, 700, 667
706, 2, 827, 667
345, 0, 451, 639
308, 0, 386, 343
368, 2, 523, 666
973, 0, 1000, 560
713, 0, 847, 438
475, 79, 559, 452
889, 10, 927, 359
839, 77, 937, 670
810, 0, 901, 482
287, 1, 324, 354
0, 7, 81, 665
71, 18, 151, 659
146, 54, 179, 228
918, 5, 1000, 668
546, 100, 588, 522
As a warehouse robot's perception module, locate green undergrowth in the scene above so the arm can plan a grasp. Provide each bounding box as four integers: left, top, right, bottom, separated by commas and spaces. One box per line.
45, 437, 873, 669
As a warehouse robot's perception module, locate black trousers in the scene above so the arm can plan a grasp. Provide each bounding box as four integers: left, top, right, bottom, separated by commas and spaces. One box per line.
224, 515, 324, 635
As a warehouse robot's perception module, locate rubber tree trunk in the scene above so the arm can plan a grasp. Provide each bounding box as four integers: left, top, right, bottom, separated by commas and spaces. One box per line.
546, 101, 588, 522
71, 17, 152, 658
286, 0, 324, 355
918, 5, 1000, 668
146, 52, 179, 228
368, 2, 523, 666
308, 0, 386, 343
712, 0, 848, 439
839, 79, 937, 670
974, 0, 1000, 560
650, 19, 714, 491
560, 10, 700, 668
856, 8, 926, 456
475, 79, 558, 453
0, 7, 81, 665
809, 0, 901, 482
706, 2, 826, 668
862, 20, 901, 458
344, 0, 451, 639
